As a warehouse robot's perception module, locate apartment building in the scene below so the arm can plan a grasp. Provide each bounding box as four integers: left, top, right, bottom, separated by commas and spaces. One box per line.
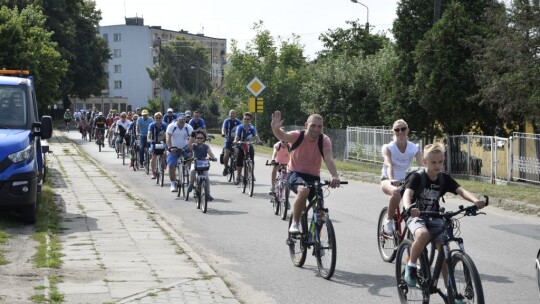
98, 17, 226, 110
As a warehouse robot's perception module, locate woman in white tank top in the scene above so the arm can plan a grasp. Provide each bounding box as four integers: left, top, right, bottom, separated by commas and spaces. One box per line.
380, 119, 423, 234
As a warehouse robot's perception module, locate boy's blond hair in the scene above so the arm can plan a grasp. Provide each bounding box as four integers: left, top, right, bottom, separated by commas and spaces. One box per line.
423, 142, 446, 158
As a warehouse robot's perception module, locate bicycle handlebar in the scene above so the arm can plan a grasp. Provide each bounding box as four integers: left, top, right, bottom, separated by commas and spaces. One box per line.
291, 180, 348, 187
406, 195, 489, 219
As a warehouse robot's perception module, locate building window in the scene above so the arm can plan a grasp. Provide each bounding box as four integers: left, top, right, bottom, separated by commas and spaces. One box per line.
103, 34, 108, 42
114, 65, 121, 73
114, 33, 121, 42
114, 81, 122, 89
113, 49, 121, 58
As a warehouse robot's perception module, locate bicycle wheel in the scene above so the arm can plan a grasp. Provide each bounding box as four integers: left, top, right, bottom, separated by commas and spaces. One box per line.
98, 137, 102, 152
176, 163, 186, 198
145, 148, 150, 175
451, 252, 485, 304
242, 164, 247, 193
200, 179, 208, 213
228, 155, 235, 182
247, 161, 254, 197
272, 194, 280, 216
281, 186, 290, 221
377, 207, 398, 262
122, 144, 126, 165
159, 156, 165, 187
396, 240, 430, 304
287, 214, 307, 267
315, 217, 337, 280
184, 165, 190, 201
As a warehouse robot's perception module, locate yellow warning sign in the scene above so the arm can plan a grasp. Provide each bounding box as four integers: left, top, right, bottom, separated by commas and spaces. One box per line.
246, 77, 266, 97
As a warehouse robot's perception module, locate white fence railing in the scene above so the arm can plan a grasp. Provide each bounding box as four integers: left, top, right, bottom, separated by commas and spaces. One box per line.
345, 127, 540, 184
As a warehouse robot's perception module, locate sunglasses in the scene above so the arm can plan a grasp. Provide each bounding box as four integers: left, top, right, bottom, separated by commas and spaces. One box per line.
196, 137, 205, 139
155, 116, 162, 119
394, 127, 407, 133
281, 141, 288, 144
243, 118, 250, 121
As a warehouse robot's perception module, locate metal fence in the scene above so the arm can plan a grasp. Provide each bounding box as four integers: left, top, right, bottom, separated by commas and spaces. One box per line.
284, 125, 347, 161
344, 128, 540, 185
511, 132, 540, 183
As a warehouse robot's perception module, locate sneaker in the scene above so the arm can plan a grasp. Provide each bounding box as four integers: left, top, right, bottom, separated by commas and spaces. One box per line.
235, 175, 242, 185
187, 184, 193, 193
289, 222, 301, 234
151, 172, 157, 179
170, 181, 178, 192
269, 186, 275, 195
207, 195, 214, 201
404, 265, 417, 287
383, 219, 394, 235
222, 166, 228, 176
453, 300, 466, 304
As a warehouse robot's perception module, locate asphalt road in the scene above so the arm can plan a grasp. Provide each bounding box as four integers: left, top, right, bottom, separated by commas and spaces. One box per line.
68, 131, 539, 304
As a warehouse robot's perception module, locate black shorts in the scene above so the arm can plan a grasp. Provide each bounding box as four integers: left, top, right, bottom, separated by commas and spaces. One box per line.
286, 171, 320, 198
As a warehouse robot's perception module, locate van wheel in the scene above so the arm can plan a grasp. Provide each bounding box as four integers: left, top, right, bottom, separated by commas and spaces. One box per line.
20, 200, 37, 224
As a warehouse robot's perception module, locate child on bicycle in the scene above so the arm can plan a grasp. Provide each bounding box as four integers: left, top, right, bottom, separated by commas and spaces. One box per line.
269, 138, 290, 194
402, 143, 485, 291
188, 130, 218, 200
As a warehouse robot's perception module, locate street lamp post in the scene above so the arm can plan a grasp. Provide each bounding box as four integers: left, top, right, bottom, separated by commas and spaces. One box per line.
350, 0, 369, 33
152, 37, 165, 114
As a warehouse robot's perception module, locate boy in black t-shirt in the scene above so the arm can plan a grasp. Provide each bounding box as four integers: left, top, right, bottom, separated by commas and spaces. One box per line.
402, 143, 485, 289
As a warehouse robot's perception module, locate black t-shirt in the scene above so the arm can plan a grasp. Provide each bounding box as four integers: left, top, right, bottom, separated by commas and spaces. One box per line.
404, 172, 460, 212
94, 116, 106, 128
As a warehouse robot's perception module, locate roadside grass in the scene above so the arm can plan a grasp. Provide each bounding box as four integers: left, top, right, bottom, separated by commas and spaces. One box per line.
0, 231, 13, 265
31, 179, 65, 303
209, 133, 540, 209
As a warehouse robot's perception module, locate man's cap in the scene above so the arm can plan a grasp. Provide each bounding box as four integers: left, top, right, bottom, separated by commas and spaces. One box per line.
98, 112, 103, 116
185, 110, 192, 116
177, 114, 186, 121
167, 108, 173, 113
141, 109, 149, 115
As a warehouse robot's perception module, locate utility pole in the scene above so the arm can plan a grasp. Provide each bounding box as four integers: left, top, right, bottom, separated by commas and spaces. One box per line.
434, 0, 442, 22
350, 0, 369, 33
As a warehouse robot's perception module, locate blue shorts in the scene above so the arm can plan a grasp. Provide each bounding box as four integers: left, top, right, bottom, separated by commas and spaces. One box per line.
167, 147, 190, 167
286, 171, 320, 198
224, 140, 234, 150
407, 217, 446, 242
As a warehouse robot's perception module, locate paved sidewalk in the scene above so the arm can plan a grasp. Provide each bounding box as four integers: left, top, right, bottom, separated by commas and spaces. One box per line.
48, 132, 238, 303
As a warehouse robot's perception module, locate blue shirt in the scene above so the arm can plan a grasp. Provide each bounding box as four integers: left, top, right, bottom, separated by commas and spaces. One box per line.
148, 121, 168, 142
189, 118, 206, 130
137, 117, 154, 136
222, 117, 242, 139
163, 113, 177, 125
235, 124, 257, 141
192, 143, 210, 159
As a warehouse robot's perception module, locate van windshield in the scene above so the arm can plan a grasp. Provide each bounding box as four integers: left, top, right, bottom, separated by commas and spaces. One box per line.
0, 86, 27, 128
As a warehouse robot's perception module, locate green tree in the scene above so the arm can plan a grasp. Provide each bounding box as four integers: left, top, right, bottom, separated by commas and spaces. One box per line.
222, 22, 307, 141
476, 0, 540, 133
318, 20, 389, 59
1, 0, 110, 110
0, 5, 67, 110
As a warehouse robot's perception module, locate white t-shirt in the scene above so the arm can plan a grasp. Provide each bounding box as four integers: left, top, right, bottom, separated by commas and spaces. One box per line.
166, 122, 193, 148
116, 119, 131, 131
381, 140, 419, 180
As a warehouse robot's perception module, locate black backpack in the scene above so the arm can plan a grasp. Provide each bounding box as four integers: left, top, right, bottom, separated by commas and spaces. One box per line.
289, 130, 324, 158
401, 168, 446, 203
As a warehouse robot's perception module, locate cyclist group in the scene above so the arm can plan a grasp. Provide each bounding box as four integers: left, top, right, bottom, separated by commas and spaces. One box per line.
70, 106, 487, 302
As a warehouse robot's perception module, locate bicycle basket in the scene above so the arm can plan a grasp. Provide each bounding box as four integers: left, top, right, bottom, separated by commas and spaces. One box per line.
154, 143, 166, 155
195, 159, 210, 171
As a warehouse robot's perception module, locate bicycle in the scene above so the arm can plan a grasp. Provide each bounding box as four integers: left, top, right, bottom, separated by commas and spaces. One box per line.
187, 157, 216, 213
222, 135, 237, 183
172, 148, 190, 200
153, 142, 167, 187
237, 138, 256, 197
265, 160, 290, 220
130, 135, 139, 171
95, 127, 105, 152
141, 137, 150, 175
286, 180, 348, 280
115, 134, 128, 165
395, 196, 489, 304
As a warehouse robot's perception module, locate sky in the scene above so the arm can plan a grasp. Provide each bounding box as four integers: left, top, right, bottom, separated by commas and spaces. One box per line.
93, 0, 399, 60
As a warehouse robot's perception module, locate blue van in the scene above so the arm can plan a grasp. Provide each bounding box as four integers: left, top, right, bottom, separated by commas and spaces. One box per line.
0, 70, 52, 224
